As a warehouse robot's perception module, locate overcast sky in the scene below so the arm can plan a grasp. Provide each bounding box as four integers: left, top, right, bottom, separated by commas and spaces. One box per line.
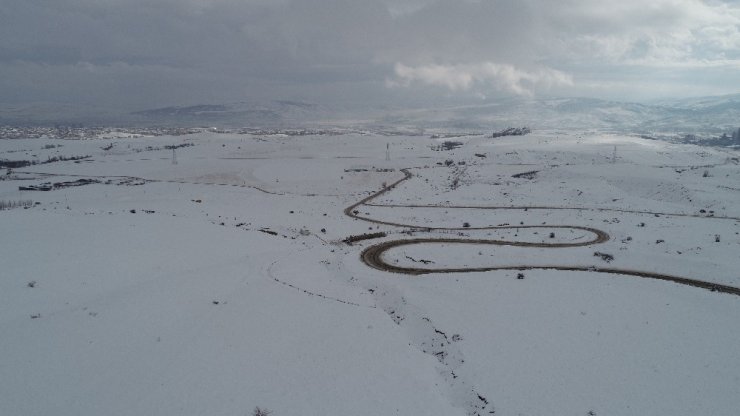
1, 0, 739, 110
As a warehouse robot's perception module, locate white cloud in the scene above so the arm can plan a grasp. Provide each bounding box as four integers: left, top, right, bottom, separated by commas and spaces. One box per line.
544, 0, 740, 66
389, 62, 573, 96
2, 0, 740, 108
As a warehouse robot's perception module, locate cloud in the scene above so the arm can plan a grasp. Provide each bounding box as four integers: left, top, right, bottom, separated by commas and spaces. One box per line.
0, 0, 739, 110
543, 0, 740, 65
389, 62, 573, 96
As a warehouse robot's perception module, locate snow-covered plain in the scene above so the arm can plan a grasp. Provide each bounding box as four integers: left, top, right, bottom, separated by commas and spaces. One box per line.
2, 131, 739, 415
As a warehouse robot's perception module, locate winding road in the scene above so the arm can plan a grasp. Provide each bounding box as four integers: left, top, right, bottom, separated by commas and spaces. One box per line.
346, 169, 740, 296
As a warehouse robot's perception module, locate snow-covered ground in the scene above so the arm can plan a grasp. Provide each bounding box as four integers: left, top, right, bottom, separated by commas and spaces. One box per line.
1, 131, 739, 415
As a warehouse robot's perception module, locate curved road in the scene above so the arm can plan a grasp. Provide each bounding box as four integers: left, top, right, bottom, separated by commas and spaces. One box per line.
347, 169, 740, 296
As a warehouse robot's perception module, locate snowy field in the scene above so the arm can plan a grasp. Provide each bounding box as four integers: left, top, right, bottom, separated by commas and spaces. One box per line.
2, 131, 739, 416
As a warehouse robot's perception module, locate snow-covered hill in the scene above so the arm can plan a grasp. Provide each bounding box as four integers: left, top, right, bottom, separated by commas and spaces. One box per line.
373, 96, 740, 134
130, 101, 332, 127
2, 130, 739, 415
2, 95, 739, 135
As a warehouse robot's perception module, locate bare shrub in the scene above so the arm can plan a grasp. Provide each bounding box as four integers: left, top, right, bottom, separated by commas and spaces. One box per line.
0, 200, 33, 210
253, 407, 272, 416
593, 252, 614, 263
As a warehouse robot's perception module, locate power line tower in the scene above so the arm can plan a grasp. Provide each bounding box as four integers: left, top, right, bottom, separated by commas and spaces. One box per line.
612, 145, 617, 164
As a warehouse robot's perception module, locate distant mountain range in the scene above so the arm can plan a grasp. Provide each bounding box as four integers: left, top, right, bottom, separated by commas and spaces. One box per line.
1, 94, 739, 134
0, 100, 333, 128
129, 101, 330, 127
372, 95, 740, 134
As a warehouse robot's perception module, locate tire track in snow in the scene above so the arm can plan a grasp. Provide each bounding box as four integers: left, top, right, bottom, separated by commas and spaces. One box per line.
346, 169, 499, 415
347, 169, 740, 296
265, 245, 377, 309
345, 166, 740, 415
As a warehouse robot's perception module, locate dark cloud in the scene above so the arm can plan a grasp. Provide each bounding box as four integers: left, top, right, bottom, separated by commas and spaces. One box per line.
0, 0, 739, 111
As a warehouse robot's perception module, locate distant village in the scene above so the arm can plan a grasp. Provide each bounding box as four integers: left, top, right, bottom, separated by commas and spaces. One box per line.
0, 125, 363, 140
1, 124, 739, 149
0, 125, 204, 140
641, 127, 740, 148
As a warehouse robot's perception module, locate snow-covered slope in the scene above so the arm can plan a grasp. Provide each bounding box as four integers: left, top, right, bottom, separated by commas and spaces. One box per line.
2, 130, 739, 415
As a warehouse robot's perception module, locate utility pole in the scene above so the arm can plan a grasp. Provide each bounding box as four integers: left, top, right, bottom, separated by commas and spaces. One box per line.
386, 143, 390, 161
612, 145, 617, 164
172, 148, 177, 165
